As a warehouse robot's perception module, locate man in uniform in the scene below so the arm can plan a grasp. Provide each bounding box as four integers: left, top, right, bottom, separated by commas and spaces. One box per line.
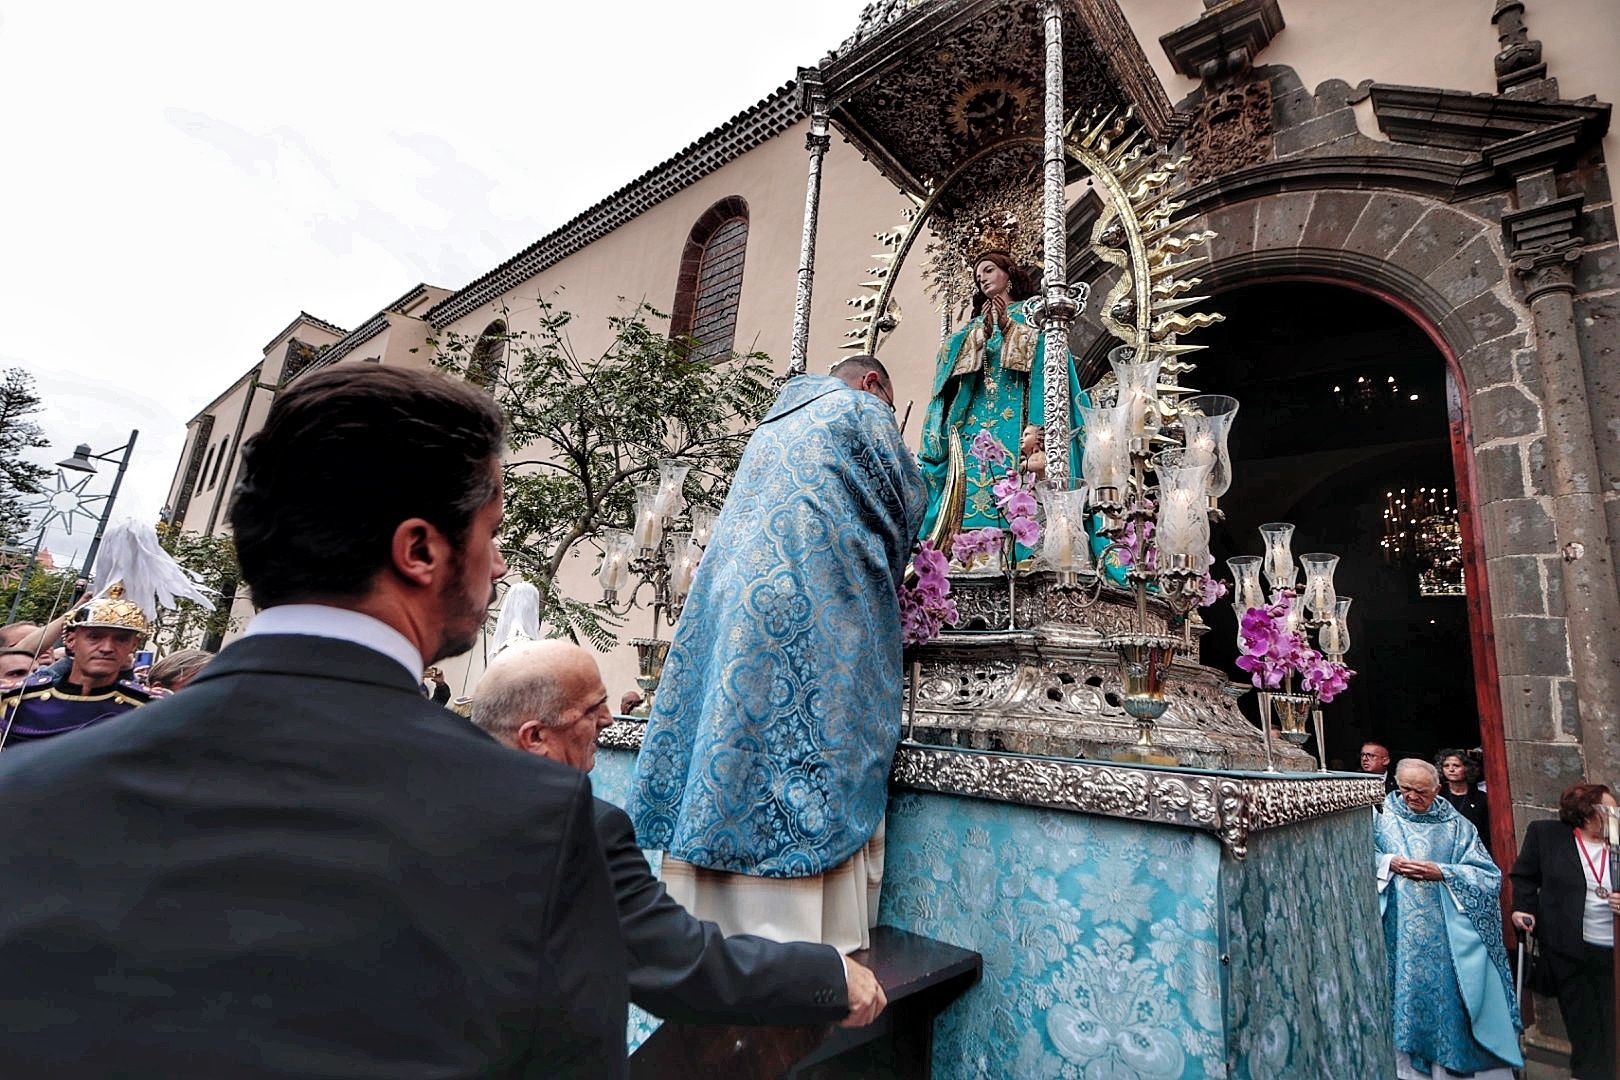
0, 586, 152, 748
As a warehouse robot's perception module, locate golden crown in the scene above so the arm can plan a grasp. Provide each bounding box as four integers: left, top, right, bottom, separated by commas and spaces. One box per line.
924, 174, 1045, 303
968, 211, 1021, 263
68, 581, 149, 637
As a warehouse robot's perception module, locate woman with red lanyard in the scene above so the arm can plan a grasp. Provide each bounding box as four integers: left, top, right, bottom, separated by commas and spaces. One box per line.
1512, 782, 1620, 1080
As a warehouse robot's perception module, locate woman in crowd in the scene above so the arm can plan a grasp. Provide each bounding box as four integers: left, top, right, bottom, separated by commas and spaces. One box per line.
147, 649, 211, 695
1436, 748, 1490, 849
1511, 782, 1619, 1080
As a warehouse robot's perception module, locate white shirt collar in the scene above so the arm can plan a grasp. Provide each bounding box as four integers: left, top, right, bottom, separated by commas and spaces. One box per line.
241, 604, 424, 684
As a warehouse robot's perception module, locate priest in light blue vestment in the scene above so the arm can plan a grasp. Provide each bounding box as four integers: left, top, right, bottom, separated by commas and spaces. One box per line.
630, 357, 925, 951
1375, 760, 1523, 1080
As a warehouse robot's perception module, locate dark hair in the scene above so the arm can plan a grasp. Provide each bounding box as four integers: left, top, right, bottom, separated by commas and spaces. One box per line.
969, 253, 1039, 318
0, 647, 35, 662
229, 365, 506, 607
1558, 782, 1614, 829
829, 354, 891, 383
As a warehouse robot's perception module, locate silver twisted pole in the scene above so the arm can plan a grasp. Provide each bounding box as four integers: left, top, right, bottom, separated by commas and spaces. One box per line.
1037, 0, 1076, 483
789, 68, 831, 377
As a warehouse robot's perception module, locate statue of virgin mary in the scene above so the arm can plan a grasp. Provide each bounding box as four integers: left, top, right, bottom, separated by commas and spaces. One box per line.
917, 243, 1093, 558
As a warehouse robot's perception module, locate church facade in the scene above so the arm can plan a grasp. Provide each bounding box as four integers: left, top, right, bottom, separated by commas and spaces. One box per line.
166, 0, 1618, 855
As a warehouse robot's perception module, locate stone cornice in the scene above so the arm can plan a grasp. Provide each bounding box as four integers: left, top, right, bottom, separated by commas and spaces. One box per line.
1482, 117, 1593, 177
595, 723, 1381, 859
1160, 0, 1285, 81
1368, 83, 1610, 153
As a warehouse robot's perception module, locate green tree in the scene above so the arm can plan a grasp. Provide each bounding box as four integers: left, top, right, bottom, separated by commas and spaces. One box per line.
151, 523, 242, 652
0, 367, 51, 544
426, 298, 776, 648
0, 560, 77, 626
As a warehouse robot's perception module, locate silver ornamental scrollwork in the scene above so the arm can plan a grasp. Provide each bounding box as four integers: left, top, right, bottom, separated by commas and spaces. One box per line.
600, 725, 1383, 858
599, 721, 647, 752
888, 746, 1383, 859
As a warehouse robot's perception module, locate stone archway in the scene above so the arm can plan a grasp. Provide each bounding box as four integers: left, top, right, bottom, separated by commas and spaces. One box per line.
1078, 184, 1566, 861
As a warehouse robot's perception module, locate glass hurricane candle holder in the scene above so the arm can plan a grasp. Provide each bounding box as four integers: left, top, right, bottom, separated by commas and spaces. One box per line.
653, 460, 689, 520
691, 507, 719, 548
597, 528, 634, 601
666, 532, 697, 601
1260, 522, 1297, 594
1079, 403, 1129, 507
1181, 394, 1239, 507
1109, 348, 1164, 446
1299, 552, 1339, 621
1320, 596, 1353, 658
632, 483, 665, 553
1037, 481, 1092, 584
1151, 448, 1213, 568
1228, 555, 1265, 614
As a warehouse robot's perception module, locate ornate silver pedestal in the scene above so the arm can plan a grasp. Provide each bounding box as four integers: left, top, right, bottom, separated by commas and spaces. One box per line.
909, 570, 1316, 771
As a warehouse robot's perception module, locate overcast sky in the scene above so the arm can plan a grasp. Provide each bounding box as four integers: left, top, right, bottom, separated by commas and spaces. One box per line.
0, 0, 871, 566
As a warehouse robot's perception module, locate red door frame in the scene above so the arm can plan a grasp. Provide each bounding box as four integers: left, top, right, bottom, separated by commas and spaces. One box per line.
1216, 273, 1517, 871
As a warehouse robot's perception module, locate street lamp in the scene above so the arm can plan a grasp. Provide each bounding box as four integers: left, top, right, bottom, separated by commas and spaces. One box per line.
1, 430, 138, 623
56, 445, 98, 473
62, 431, 138, 579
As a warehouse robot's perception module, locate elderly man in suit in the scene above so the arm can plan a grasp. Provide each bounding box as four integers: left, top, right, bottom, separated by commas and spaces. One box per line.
472, 639, 887, 1028
0, 366, 627, 1078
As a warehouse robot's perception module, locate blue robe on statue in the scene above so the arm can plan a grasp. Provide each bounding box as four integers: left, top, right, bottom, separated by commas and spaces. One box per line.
630, 374, 926, 879
1375, 792, 1523, 1078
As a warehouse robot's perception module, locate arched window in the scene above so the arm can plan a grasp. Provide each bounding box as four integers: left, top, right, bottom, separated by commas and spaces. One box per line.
207, 436, 230, 490
467, 319, 508, 388
198, 444, 217, 496
671, 196, 749, 363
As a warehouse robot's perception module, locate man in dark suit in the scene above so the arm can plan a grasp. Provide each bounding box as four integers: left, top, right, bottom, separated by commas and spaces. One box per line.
0, 366, 627, 1078
471, 639, 887, 1028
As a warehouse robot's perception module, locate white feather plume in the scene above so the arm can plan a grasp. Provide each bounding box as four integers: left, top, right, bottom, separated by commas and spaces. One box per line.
490, 580, 541, 655
92, 518, 215, 619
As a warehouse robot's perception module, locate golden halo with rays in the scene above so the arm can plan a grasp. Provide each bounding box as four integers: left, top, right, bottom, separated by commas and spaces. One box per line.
947, 76, 1036, 141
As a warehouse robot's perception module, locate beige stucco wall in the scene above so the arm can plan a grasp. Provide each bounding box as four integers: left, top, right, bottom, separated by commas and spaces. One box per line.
1124, 0, 1620, 177
436, 118, 949, 700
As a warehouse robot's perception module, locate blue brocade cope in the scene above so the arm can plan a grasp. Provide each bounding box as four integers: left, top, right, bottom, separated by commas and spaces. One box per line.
1375, 792, 1523, 1076
630, 374, 926, 878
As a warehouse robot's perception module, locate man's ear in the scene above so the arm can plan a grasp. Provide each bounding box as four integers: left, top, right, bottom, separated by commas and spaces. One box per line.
515, 720, 546, 754
389, 517, 451, 589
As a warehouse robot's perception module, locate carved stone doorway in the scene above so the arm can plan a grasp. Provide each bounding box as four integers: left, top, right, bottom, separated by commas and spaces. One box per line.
1183, 281, 1508, 847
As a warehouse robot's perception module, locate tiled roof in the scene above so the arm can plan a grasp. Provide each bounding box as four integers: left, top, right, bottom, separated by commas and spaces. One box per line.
305, 282, 445, 371
261, 310, 347, 354
425, 82, 804, 329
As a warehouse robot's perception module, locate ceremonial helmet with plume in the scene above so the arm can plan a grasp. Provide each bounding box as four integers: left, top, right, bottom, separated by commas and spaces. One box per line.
68, 519, 215, 638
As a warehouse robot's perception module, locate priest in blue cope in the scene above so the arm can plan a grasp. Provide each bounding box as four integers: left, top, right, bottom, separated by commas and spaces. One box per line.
1375, 758, 1523, 1080
630, 356, 926, 954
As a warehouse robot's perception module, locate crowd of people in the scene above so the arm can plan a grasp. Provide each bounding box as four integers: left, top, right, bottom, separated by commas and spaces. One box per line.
1, 360, 1614, 1078
0, 362, 897, 1077
1368, 743, 1616, 1080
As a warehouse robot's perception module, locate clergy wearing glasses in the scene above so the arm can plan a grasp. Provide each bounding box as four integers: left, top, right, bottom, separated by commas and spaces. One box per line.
1375, 758, 1523, 1080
